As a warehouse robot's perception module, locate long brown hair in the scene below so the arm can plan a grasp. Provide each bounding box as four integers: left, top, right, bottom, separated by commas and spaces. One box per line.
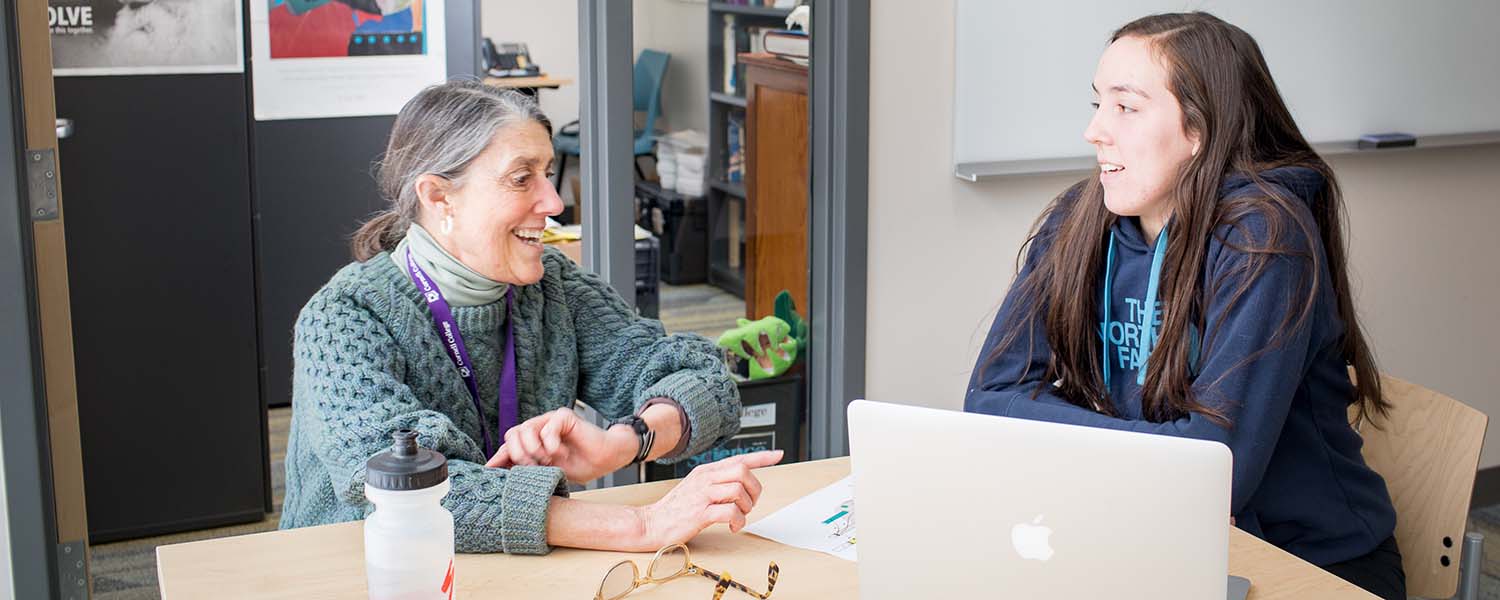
351, 81, 553, 261
990, 12, 1387, 425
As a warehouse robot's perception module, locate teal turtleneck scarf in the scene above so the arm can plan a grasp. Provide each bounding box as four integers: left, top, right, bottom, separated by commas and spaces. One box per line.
391, 223, 509, 307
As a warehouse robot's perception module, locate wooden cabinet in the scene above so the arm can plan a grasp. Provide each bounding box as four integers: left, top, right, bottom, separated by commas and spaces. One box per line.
741, 53, 809, 320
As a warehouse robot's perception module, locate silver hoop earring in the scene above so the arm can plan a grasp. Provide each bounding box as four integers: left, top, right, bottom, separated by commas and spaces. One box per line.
442, 214, 454, 235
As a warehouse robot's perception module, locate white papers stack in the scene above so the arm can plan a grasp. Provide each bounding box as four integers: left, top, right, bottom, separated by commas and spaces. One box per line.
656, 129, 708, 197
675, 151, 705, 197
657, 145, 679, 190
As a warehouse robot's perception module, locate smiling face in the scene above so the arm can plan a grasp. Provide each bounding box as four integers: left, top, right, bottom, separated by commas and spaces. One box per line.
1083, 35, 1200, 228
417, 120, 563, 285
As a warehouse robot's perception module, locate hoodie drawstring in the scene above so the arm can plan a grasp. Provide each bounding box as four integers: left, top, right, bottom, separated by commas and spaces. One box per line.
1101, 225, 1170, 388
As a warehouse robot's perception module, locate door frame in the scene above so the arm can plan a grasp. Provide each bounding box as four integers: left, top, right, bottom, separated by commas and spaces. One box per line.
1, 1, 87, 597
576, 0, 869, 460
806, 0, 868, 459
576, 0, 637, 301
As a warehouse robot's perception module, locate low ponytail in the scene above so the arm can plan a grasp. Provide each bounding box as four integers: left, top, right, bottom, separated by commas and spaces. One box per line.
350, 210, 408, 261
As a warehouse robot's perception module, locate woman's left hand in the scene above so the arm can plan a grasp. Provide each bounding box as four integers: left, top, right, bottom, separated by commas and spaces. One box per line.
485, 407, 635, 483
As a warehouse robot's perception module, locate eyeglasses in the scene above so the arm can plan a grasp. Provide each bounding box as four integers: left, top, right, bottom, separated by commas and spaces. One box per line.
594, 544, 779, 600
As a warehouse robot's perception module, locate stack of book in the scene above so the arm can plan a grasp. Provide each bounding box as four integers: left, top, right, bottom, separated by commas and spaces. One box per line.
763, 29, 809, 65
718, 0, 797, 6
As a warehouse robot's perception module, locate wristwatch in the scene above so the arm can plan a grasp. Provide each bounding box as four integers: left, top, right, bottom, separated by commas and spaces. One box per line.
614, 415, 656, 464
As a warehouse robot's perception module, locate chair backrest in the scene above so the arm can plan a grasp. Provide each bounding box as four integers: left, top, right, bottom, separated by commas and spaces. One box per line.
1350, 372, 1488, 599
632, 49, 671, 141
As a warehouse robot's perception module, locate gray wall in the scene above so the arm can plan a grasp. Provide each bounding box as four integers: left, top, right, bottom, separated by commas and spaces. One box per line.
482, 1, 582, 127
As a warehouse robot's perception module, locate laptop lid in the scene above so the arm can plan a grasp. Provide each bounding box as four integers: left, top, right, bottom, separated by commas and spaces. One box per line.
847, 399, 1232, 600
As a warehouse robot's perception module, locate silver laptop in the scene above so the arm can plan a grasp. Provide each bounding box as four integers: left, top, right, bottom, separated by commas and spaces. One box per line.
847, 400, 1234, 600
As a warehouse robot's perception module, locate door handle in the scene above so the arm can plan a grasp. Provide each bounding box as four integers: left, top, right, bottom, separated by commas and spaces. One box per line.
56, 118, 74, 139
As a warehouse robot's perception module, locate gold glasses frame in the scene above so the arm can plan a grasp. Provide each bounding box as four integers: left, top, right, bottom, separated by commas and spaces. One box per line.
594, 543, 779, 600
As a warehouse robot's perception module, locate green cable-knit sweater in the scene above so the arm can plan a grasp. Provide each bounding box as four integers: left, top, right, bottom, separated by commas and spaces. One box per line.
280, 247, 741, 554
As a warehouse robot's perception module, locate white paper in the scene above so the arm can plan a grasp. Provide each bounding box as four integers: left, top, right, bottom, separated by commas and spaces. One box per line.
744, 475, 856, 561
248, 0, 447, 121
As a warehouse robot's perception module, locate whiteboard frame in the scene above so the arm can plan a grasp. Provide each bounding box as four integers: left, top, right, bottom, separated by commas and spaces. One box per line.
954, 131, 1500, 181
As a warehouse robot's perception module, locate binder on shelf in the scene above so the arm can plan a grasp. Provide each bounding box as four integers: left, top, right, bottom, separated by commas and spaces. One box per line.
722, 15, 738, 94
726, 112, 745, 184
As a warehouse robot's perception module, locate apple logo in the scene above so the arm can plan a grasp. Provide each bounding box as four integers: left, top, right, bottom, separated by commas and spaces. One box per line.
1011, 514, 1055, 561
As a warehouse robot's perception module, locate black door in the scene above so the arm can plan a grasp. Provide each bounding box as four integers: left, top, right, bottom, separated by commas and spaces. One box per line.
55, 73, 267, 542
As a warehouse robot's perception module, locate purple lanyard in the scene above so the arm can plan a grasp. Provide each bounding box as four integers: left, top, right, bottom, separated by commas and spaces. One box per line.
404, 250, 518, 458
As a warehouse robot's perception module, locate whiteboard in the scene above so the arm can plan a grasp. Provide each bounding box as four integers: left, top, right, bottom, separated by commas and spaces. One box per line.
954, 1, 1500, 166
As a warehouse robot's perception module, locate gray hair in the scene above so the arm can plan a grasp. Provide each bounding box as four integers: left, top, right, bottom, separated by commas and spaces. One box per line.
352, 80, 553, 260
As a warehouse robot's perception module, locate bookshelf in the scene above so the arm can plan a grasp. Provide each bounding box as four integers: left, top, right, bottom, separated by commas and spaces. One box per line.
705, 1, 792, 298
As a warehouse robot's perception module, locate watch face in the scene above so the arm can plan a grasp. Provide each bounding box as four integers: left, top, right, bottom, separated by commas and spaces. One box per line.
621, 416, 649, 435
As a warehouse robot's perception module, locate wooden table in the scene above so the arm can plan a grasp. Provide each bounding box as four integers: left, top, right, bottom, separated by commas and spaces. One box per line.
157, 458, 1375, 599
483, 74, 572, 93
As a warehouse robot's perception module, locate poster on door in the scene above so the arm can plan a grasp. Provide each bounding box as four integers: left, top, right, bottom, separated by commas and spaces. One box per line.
249, 0, 447, 121
50, 0, 245, 76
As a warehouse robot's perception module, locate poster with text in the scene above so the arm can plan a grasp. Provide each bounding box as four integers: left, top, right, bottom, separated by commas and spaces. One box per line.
51, 0, 245, 76
250, 0, 446, 120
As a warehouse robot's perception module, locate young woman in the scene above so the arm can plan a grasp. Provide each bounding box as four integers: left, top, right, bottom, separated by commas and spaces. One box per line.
964, 13, 1403, 599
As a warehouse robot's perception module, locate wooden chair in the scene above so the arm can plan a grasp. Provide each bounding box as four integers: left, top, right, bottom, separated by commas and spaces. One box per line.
1350, 372, 1488, 599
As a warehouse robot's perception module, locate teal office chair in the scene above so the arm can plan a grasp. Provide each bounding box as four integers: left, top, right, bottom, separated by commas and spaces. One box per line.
553, 49, 671, 192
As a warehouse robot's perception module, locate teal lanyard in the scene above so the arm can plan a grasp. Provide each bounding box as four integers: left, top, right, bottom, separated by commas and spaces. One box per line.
1101, 224, 1170, 388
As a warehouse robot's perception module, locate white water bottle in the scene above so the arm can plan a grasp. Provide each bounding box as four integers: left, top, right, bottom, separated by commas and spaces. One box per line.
365, 430, 456, 600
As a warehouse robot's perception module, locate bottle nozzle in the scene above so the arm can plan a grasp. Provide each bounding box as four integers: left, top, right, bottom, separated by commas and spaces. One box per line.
368, 430, 447, 491
392, 430, 418, 457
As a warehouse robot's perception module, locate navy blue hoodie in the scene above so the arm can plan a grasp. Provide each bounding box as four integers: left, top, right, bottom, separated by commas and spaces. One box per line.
965, 167, 1396, 566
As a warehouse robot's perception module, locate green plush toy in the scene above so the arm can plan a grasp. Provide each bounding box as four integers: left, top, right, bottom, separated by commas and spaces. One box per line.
773, 291, 808, 357
715, 290, 809, 380
716, 316, 798, 380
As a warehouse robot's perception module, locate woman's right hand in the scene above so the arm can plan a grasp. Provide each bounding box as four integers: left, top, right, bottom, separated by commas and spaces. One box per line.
633, 450, 784, 551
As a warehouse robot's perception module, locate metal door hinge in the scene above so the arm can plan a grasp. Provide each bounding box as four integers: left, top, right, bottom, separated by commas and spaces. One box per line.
26, 148, 58, 222
57, 539, 88, 600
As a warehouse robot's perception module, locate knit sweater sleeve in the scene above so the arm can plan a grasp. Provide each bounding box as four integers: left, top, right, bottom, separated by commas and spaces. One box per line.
551, 253, 741, 462
293, 286, 567, 555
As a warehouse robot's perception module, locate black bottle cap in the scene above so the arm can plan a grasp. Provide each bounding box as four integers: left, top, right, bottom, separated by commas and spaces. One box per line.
366, 430, 448, 491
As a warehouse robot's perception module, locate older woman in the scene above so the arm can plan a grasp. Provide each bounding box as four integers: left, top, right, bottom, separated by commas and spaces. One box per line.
281, 81, 773, 555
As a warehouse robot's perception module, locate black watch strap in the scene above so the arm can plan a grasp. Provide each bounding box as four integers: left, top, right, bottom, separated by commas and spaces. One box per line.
615, 415, 656, 464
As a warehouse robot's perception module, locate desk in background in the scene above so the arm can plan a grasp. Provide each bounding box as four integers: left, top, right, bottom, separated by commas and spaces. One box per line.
156, 458, 1376, 599
484, 74, 573, 97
